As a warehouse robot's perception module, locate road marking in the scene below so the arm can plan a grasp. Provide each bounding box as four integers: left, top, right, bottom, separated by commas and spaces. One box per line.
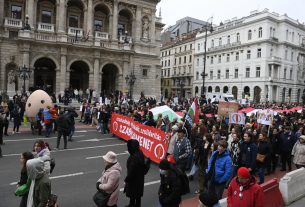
10, 172, 84, 186
86, 151, 129, 160
5, 135, 85, 142
119, 180, 161, 192
77, 138, 117, 142
3, 143, 126, 157
75, 130, 88, 133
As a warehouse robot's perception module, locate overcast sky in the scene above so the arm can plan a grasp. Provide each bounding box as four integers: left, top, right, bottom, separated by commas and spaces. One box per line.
156, 0, 305, 29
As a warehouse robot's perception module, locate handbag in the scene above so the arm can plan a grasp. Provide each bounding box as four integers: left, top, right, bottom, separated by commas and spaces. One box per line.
256, 153, 266, 162
93, 184, 118, 207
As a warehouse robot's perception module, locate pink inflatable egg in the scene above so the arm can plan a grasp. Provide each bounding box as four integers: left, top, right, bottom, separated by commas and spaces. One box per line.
25, 90, 53, 118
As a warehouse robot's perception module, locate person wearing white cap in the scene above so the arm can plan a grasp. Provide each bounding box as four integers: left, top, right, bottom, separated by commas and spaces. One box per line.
167, 125, 178, 156
95, 151, 122, 207
291, 135, 305, 169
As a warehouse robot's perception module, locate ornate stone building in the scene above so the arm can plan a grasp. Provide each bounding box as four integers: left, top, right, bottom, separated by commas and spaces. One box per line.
0, 0, 163, 99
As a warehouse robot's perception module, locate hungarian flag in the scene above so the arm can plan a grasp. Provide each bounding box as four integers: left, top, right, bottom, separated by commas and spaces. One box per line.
186, 97, 199, 125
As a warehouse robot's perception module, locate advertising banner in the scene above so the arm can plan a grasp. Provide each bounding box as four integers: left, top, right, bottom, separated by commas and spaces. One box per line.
257, 109, 274, 125
110, 113, 169, 163
218, 102, 239, 117
229, 113, 246, 125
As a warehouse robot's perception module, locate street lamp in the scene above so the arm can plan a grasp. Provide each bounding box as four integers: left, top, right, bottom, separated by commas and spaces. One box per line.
16, 65, 32, 95
22, 14, 31, 30
176, 77, 185, 99
125, 71, 136, 99
201, 18, 213, 98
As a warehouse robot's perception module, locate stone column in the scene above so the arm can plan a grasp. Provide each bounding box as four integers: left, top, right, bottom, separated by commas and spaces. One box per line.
83, 8, 88, 35
60, 47, 67, 94
150, 11, 156, 43
135, 6, 142, 42
112, 0, 118, 40
87, 0, 93, 37
0, 0, 5, 28
55, 68, 60, 94
108, 15, 113, 38
26, 0, 35, 28
268, 85, 273, 102
58, 0, 67, 34
21, 44, 30, 93
93, 57, 100, 93
271, 64, 274, 79
89, 71, 94, 89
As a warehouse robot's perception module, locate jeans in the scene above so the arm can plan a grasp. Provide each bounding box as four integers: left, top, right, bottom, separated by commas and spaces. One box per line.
69, 125, 75, 139
45, 124, 52, 137
257, 167, 265, 184
188, 163, 199, 176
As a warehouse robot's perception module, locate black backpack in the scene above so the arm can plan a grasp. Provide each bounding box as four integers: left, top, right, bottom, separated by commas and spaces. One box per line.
174, 167, 190, 195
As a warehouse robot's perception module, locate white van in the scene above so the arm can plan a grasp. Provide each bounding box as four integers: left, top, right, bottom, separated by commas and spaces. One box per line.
206, 93, 235, 103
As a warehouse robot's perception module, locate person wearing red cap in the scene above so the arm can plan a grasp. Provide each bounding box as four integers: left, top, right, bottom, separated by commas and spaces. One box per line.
227, 167, 264, 207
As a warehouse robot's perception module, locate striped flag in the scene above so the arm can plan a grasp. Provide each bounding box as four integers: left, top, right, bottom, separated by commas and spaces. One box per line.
187, 97, 199, 125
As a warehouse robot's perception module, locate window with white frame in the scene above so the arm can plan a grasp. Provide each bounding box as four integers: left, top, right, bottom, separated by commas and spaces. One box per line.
179, 57, 181, 64
198, 43, 200, 51
211, 56, 214, 64
174, 58, 176, 65
219, 38, 222, 46
174, 68, 176, 75
256, 67, 261, 77
196, 72, 199, 80
285, 50, 288, 60
236, 52, 239, 61
236, 33, 240, 42
290, 68, 293, 79
258, 27, 263, 38
248, 30, 252, 40
234, 68, 238, 78
197, 58, 199, 66
257, 48, 261, 58
190, 44, 192, 50
210, 70, 213, 79
42, 10, 52, 24
291, 52, 294, 61
246, 67, 250, 78
247, 50, 251, 59
225, 69, 229, 79
227, 35, 230, 44
284, 68, 287, 79
189, 55, 192, 63
286, 30, 289, 40
184, 56, 186, 63
11, 5, 22, 19
269, 27, 273, 37
292, 32, 294, 42
168, 60, 170, 66
217, 70, 221, 79
226, 54, 230, 62
270, 48, 273, 57
69, 15, 79, 27
211, 39, 214, 48
218, 55, 221, 63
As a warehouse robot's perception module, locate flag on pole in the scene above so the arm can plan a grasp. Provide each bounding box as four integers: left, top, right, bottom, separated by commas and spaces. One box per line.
186, 97, 199, 125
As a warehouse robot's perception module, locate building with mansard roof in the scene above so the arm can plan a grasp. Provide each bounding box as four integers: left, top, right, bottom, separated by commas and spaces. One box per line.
0, 0, 164, 99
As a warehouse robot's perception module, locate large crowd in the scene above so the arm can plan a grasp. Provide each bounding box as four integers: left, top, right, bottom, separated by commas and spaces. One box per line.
1, 90, 305, 207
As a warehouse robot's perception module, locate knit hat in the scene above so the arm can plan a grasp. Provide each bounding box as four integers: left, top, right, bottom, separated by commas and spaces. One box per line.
102, 151, 117, 164
237, 167, 251, 179
159, 159, 170, 170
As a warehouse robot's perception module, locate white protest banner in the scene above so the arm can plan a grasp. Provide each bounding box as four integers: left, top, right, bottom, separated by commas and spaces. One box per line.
229, 113, 246, 125
257, 109, 274, 125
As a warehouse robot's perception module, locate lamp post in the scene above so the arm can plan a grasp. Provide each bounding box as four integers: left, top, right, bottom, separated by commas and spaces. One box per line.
201, 18, 213, 98
125, 71, 136, 99
16, 65, 32, 95
124, 31, 129, 43
22, 14, 31, 30
176, 77, 185, 100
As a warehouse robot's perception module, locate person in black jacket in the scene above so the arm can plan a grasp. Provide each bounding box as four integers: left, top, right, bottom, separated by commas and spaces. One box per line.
144, 111, 156, 127
16, 151, 34, 207
269, 128, 280, 173
124, 139, 145, 207
158, 159, 182, 207
66, 107, 78, 141
239, 132, 258, 173
279, 126, 295, 171
256, 133, 271, 184
56, 111, 71, 149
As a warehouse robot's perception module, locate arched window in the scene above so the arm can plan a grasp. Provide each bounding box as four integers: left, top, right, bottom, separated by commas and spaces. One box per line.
258, 27, 263, 38
248, 30, 252, 40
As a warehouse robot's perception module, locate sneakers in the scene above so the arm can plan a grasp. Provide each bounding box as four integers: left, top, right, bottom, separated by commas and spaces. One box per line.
12, 131, 15, 135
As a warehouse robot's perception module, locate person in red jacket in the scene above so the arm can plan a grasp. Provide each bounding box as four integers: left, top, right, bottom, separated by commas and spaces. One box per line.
227, 167, 264, 207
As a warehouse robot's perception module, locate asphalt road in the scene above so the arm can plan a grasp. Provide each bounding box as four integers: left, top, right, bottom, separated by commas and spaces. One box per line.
0, 124, 198, 207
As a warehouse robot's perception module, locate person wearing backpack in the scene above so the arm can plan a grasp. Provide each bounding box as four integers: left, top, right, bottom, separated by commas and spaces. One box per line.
158, 159, 182, 207
205, 140, 232, 200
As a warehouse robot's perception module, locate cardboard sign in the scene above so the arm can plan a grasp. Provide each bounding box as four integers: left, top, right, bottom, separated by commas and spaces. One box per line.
229, 113, 246, 125
257, 109, 274, 125
218, 102, 239, 117
110, 113, 169, 163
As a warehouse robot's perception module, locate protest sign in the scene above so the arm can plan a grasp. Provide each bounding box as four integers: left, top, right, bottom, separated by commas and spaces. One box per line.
218, 102, 239, 117
229, 113, 246, 125
257, 109, 274, 125
110, 113, 169, 163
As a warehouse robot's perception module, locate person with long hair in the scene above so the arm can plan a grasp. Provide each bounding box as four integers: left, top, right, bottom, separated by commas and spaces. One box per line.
256, 133, 271, 184
33, 140, 51, 175
16, 151, 34, 207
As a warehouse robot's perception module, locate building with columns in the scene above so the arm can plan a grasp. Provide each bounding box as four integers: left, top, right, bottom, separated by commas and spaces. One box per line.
0, 0, 163, 99
193, 9, 305, 103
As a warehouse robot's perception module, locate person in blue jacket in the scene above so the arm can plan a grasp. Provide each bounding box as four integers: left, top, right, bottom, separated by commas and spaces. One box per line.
239, 132, 258, 173
206, 140, 233, 200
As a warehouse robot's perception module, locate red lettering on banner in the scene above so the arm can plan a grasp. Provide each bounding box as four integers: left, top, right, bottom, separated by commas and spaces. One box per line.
110, 113, 169, 163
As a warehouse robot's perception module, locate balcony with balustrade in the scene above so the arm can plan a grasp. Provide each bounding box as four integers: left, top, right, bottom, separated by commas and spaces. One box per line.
95, 32, 109, 40
37, 22, 55, 33
68, 27, 83, 37
4, 17, 23, 29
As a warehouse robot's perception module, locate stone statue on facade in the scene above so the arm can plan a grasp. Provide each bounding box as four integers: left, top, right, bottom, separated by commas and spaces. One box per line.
7, 70, 16, 92
142, 17, 150, 39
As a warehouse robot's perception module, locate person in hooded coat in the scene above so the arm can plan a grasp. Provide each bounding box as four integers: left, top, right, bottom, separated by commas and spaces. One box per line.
124, 139, 145, 207
26, 158, 51, 207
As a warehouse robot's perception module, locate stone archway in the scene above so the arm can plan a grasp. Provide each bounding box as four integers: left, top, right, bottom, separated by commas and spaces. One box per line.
243, 86, 250, 98
208, 86, 212, 93
223, 86, 228, 93
195, 86, 199, 94
215, 86, 220, 92
69, 61, 89, 91
101, 64, 119, 95
232, 86, 238, 100
33, 58, 57, 94
253, 86, 261, 103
